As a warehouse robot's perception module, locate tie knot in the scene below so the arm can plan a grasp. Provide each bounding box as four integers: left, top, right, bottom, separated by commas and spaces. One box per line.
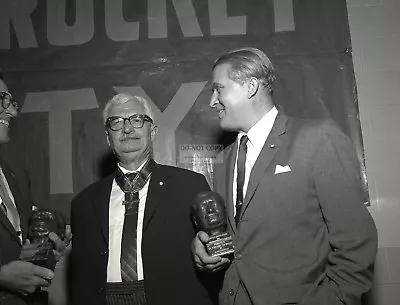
239, 135, 248, 148
126, 172, 138, 182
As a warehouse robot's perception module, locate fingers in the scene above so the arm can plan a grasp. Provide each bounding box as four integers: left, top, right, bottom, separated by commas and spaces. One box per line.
30, 263, 54, 281
1, 261, 54, 295
197, 231, 210, 243
49, 229, 72, 261
64, 225, 72, 244
193, 233, 220, 264
192, 231, 230, 272
17, 275, 51, 296
201, 259, 230, 273
48, 232, 65, 251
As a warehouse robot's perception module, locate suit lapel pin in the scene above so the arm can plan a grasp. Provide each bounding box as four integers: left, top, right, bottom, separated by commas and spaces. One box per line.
159, 181, 164, 186
270, 144, 276, 148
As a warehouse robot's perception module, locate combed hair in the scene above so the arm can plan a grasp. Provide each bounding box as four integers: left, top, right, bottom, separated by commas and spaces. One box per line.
213, 47, 276, 95
103, 93, 155, 124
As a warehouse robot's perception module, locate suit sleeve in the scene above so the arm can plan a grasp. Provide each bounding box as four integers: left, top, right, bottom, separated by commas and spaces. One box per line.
310, 121, 377, 305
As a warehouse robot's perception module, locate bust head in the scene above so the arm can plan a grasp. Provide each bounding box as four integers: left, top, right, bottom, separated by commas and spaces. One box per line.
191, 191, 226, 236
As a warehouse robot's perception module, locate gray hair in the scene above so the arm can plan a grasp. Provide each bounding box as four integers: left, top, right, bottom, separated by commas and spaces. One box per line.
103, 93, 155, 124
213, 47, 276, 95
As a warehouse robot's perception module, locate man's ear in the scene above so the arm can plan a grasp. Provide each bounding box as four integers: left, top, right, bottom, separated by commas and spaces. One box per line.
105, 129, 111, 147
151, 125, 158, 141
247, 77, 259, 99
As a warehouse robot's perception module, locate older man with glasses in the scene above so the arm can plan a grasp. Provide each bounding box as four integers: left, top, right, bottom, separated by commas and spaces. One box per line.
69, 93, 221, 305
0, 73, 69, 305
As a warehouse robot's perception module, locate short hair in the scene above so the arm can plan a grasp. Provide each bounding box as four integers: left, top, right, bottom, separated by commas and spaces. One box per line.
213, 47, 276, 95
102, 93, 155, 124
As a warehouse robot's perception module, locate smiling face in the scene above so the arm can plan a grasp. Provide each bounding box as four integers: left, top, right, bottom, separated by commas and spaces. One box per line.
0, 79, 18, 144
106, 99, 157, 170
210, 63, 250, 132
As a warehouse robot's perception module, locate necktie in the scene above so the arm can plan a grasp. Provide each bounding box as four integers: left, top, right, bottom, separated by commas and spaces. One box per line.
235, 135, 248, 226
120, 172, 139, 282
0, 169, 20, 231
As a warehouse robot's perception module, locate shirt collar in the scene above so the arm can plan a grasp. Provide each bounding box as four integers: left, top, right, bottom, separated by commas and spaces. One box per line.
117, 159, 147, 175
239, 106, 278, 150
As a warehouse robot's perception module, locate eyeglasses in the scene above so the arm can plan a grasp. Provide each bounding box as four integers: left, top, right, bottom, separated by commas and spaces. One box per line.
106, 114, 153, 131
0, 92, 18, 110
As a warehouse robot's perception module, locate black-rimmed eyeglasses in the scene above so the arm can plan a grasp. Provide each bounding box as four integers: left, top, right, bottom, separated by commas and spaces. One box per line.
0, 92, 18, 110
106, 114, 153, 131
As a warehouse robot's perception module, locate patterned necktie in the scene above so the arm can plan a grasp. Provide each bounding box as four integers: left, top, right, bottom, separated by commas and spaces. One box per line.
120, 172, 139, 282
235, 135, 248, 226
0, 169, 20, 231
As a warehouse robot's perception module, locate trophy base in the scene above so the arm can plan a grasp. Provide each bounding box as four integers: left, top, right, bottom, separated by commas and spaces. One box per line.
206, 232, 234, 257
19, 241, 56, 271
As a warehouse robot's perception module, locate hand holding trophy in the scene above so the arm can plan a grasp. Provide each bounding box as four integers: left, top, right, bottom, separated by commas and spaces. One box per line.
191, 191, 234, 257
19, 208, 66, 271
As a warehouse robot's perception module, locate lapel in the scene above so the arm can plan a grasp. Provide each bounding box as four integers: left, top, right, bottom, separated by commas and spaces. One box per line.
241, 113, 288, 218
224, 143, 238, 234
92, 174, 114, 245
143, 162, 168, 232
0, 163, 24, 245
0, 205, 20, 244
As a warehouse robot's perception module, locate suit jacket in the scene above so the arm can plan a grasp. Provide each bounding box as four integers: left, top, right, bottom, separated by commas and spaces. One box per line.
0, 162, 45, 305
215, 114, 377, 305
70, 161, 221, 305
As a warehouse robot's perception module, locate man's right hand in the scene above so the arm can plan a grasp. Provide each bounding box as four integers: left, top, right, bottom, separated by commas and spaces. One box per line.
191, 231, 231, 273
0, 260, 54, 295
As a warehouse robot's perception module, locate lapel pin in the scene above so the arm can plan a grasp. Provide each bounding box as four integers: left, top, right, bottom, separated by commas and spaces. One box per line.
159, 181, 164, 186
270, 144, 275, 148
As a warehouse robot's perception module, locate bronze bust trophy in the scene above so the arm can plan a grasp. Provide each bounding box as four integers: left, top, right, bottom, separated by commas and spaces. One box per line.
19, 208, 66, 271
191, 191, 234, 257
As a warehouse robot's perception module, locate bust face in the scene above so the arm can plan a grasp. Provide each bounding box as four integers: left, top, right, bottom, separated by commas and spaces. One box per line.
28, 209, 66, 243
192, 191, 227, 235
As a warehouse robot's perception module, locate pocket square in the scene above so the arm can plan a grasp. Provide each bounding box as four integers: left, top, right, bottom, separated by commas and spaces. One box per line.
274, 164, 291, 174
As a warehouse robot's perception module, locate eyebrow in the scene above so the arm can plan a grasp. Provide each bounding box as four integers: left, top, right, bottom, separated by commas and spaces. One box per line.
211, 83, 223, 91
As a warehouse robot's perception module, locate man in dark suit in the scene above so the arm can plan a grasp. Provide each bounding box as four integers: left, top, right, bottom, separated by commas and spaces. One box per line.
0, 74, 68, 305
192, 48, 378, 305
70, 93, 219, 305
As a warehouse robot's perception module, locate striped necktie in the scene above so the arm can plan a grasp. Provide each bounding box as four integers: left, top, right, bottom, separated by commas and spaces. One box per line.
120, 173, 139, 281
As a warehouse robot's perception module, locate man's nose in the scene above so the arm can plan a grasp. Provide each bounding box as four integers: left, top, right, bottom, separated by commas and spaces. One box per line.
210, 92, 218, 108
123, 120, 134, 133
7, 104, 18, 117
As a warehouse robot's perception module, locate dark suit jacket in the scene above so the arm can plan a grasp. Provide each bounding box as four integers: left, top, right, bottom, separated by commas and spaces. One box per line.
0, 162, 45, 305
70, 161, 221, 305
215, 114, 377, 305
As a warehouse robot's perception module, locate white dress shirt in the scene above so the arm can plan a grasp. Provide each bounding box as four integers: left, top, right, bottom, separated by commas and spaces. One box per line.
107, 161, 149, 282
233, 106, 278, 215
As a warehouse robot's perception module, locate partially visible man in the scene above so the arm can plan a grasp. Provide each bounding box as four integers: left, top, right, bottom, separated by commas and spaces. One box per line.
0, 73, 69, 305
70, 93, 220, 305
192, 48, 377, 305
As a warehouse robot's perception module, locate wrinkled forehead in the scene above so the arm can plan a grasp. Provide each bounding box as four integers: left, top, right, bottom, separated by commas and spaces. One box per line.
108, 99, 147, 117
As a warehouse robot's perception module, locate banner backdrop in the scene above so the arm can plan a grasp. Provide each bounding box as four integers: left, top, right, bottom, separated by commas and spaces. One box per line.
0, 0, 367, 220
